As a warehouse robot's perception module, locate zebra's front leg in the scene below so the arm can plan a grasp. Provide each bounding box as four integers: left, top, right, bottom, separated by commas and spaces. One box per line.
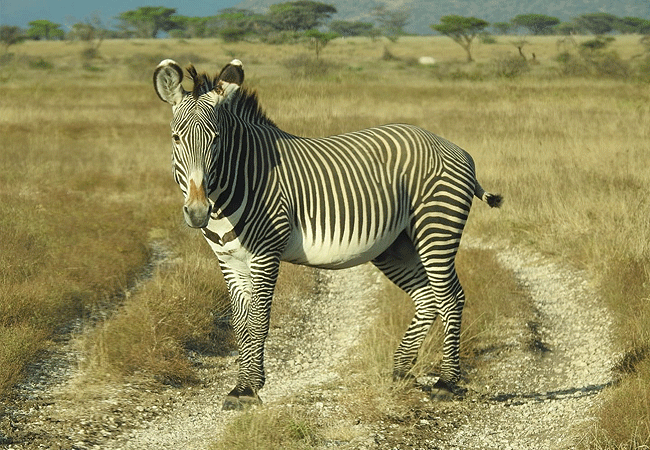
221, 273, 258, 410
221, 255, 279, 411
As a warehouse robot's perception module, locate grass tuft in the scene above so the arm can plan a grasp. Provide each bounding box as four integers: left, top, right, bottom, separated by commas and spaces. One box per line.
213, 407, 322, 450
82, 234, 231, 384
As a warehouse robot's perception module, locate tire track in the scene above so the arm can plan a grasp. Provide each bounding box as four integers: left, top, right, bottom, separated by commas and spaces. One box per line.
94, 264, 382, 449
444, 240, 617, 449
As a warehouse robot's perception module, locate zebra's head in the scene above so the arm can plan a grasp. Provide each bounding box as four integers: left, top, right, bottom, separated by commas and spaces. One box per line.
153, 59, 244, 228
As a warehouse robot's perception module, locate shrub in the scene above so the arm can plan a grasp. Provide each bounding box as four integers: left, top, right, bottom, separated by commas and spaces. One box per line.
283, 55, 339, 78
219, 27, 247, 43
493, 55, 529, 78
637, 54, 650, 82
555, 51, 590, 77
584, 50, 631, 79
555, 49, 631, 79
481, 34, 497, 44
28, 57, 53, 70
261, 31, 302, 45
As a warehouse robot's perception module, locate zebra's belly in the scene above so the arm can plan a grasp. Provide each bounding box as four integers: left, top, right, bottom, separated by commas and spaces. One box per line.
281, 226, 405, 269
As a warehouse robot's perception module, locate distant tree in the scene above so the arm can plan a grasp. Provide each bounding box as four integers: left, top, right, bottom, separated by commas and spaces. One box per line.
639, 20, 650, 35
213, 8, 268, 41
511, 39, 529, 60
68, 14, 106, 44
431, 15, 489, 62
117, 7, 179, 38
170, 16, 214, 38
615, 16, 650, 34
575, 13, 619, 35
27, 20, 64, 40
492, 22, 512, 35
555, 21, 584, 36
304, 29, 339, 58
371, 5, 410, 42
511, 14, 560, 35
267, 1, 337, 32
1, 25, 25, 50
69, 14, 106, 64
329, 20, 374, 37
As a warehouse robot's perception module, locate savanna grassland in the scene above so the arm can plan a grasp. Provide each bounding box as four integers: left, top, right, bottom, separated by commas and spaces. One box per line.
1, 34, 649, 448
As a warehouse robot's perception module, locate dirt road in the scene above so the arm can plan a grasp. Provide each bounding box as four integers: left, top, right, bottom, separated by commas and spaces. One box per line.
0, 241, 616, 449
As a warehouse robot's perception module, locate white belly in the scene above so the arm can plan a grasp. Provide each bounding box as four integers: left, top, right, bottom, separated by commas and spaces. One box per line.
281, 225, 405, 269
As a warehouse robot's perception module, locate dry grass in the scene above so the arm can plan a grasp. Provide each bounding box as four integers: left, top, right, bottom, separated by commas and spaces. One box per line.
213, 406, 322, 450
82, 231, 231, 384
1, 35, 649, 447
0, 71, 178, 394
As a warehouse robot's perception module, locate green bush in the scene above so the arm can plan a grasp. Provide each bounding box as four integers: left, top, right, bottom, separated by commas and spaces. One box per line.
28, 57, 53, 70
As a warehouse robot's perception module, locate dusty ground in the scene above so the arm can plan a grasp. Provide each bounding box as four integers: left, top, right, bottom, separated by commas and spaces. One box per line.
0, 239, 616, 449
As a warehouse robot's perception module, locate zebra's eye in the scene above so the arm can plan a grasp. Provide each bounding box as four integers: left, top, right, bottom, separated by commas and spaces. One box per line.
172, 133, 181, 145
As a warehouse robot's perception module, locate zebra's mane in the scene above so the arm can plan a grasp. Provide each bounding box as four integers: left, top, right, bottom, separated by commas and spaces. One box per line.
226, 88, 278, 128
186, 64, 277, 128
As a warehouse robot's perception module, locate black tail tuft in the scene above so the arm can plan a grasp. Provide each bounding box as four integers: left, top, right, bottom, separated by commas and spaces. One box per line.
486, 193, 503, 208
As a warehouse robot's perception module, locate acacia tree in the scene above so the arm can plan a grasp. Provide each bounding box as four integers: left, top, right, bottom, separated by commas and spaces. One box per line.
492, 22, 512, 35
304, 29, 339, 58
214, 8, 267, 42
431, 15, 489, 62
170, 16, 214, 38
329, 20, 375, 37
117, 7, 179, 38
615, 17, 650, 34
575, 13, 619, 35
267, 1, 337, 32
511, 14, 560, 35
27, 20, 64, 40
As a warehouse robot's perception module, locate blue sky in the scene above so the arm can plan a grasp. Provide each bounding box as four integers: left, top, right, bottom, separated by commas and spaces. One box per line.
0, 1, 241, 28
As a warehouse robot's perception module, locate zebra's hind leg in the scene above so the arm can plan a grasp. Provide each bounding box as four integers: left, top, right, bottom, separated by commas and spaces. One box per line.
406, 190, 472, 397
372, 232, 439, 381
410, 206, 470, 397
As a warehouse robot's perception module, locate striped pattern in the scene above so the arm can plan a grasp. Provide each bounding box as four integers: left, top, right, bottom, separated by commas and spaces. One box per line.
154, 59, 501, 408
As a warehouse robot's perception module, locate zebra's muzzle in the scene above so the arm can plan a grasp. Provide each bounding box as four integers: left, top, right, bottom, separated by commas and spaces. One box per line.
183, 179, 212, 228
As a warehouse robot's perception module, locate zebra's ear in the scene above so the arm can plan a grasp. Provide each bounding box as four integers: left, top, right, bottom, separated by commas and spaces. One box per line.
154, 59, 186, 105
217, 59, 244, 86
211, 60, 243, 105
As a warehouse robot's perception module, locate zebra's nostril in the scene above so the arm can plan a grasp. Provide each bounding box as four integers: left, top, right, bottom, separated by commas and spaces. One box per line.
183, 202, 210, 228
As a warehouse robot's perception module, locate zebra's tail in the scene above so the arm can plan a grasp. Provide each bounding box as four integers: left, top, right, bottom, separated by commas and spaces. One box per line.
475, 181, 503, 208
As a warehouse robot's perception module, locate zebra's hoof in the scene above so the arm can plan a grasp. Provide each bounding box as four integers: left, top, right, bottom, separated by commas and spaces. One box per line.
222, 387, 262, 410
222, 394, 262, 410
418, 377, 465, 401
222, 395, 244, 411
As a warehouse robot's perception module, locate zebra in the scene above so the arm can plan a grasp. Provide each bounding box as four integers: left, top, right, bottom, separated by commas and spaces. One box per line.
153, 59, 502, 410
